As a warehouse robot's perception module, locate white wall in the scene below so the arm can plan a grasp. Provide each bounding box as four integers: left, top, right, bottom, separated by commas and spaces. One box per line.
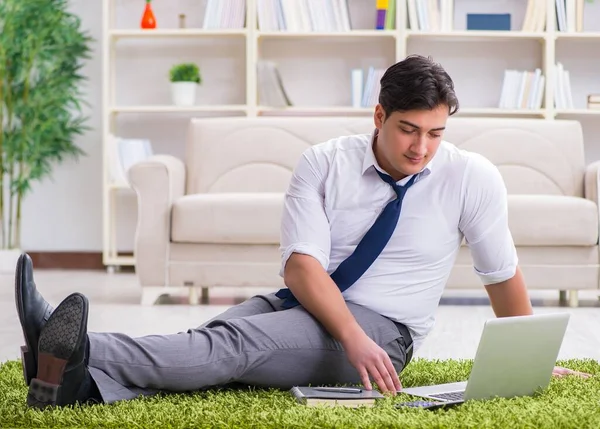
20, 0, 600, 252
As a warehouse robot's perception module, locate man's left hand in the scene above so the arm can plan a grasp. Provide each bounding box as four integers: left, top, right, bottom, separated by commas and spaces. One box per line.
553, 366, 591, 378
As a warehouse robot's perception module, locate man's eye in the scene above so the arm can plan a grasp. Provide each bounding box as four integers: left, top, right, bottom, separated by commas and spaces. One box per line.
400, 128, 414, 134
431, 134, 441, 138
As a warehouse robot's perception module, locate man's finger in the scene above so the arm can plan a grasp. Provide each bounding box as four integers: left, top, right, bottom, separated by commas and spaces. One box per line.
367, 364, 387, 393
382, 354, 401, 391
375, 360, 396, 394
358, 366, 372, 390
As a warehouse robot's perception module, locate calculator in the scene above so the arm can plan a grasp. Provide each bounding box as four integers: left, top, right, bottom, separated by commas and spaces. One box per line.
395, 400, 460, 410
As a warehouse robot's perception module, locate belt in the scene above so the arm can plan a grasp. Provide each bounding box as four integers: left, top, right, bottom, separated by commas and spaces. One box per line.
393, 321, 413, 366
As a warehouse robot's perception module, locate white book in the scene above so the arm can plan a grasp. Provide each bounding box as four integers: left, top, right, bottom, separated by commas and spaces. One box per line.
361, 67, 375, 108
499, 70, 510, 108
528, 68, 542, 109
416, 0, 427, 31
407, 0, 419, 30
298, 0, 312, 31
556, 0, 566, 32
337, 0, 352, 31
566, 0, 576, 32
275, 0, 285, 30
521, 0, 534, 31
535, 75, 545, 109
564, 70, 574, 109
428, 0, 440, 31
576, 0, 584, 31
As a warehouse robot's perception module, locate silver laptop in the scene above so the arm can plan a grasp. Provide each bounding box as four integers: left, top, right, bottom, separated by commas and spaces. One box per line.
402, 313, 570, 404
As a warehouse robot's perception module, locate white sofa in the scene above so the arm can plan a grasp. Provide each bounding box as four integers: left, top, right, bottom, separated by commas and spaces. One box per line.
128, 116, 600, 307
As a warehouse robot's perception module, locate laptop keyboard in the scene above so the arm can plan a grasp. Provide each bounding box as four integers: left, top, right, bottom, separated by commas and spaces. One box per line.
428, 391, 465, 401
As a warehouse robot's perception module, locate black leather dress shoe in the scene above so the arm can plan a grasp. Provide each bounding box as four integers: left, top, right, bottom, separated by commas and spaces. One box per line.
27, 292, 93, 409
15, 253, 54, 385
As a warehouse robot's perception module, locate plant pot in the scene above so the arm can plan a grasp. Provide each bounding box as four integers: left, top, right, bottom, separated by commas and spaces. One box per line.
171, 82, 197, 106
0, 248, 21, 274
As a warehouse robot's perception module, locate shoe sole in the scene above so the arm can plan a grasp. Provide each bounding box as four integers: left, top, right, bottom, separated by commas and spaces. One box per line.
27, 293, 88, 409
14, 254, 36, 386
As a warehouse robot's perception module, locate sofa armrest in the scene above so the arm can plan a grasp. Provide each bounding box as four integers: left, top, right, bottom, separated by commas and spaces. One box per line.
128, 155, 186, 286
584, 160, 600, 206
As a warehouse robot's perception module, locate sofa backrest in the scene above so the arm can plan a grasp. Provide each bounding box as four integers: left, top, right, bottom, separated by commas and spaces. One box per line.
185, 116, 585, 197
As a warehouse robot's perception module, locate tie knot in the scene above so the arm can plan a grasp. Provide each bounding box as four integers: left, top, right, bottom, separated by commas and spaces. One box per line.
377, 171, 417, 198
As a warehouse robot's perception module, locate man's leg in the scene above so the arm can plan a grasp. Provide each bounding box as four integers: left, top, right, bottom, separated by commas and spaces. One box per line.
87, 292, 409, 404
88, 293, 280, 403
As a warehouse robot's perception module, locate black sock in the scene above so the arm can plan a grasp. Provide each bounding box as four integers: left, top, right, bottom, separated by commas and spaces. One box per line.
76, 371, 103, 404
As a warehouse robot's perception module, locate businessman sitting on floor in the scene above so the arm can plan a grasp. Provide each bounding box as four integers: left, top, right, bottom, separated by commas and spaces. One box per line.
16, 54, 588, 409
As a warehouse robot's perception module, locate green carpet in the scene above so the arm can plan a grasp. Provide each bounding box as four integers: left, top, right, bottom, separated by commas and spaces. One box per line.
1, 358, 599, 428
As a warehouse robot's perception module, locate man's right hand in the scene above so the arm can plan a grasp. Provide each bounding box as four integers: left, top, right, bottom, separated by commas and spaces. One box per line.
341, 331, 402, 395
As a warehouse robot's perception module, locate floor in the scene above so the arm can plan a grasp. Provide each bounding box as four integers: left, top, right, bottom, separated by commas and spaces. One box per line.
1, 269, 600, 365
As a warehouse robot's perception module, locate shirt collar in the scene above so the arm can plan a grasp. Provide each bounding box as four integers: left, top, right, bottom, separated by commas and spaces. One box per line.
362, 128, 434, 184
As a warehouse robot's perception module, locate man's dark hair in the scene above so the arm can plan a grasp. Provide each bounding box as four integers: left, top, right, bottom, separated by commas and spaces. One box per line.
378, 55, 459, 118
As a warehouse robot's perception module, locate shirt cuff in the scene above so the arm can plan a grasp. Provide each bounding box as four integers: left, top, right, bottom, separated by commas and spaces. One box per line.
279, 243, 329, 277
473, 263, 518, 285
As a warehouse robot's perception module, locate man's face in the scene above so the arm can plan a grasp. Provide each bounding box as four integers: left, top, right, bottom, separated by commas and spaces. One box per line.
373, 104, 449, 181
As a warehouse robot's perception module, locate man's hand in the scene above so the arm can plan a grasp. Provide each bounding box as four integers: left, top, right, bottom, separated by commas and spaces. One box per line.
553, 366, 591, 378
341, 331, 401, 395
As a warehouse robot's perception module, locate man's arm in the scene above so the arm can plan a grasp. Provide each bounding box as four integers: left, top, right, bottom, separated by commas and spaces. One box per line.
460, 156, 589, 378
280, 147, 401, 394
484, 266, 532, 317
459, 154, 529, 313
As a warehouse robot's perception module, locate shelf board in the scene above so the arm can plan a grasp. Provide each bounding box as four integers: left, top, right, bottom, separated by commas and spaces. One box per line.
456, 108, 547, 116
555, 109, 600, 116
257, 30, 396, 39
110, 29, 247, 38
108, 183, 132, 191
110, 105, 248, 113
555, 32, 600, 39
104, 256, 135, 266
258, 106, 374, 115
407, 30, 546, 41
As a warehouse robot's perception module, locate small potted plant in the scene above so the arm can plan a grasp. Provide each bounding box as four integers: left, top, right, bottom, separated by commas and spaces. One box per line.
169, 62, 201, 106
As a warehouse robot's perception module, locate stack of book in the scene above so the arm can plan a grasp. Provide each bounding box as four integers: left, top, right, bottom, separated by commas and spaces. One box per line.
406, 0, 453, 31
554, 0, 586, 32
256, 0, 352, 32
351, 67, 386, 108
202, 0, 247, 29
108, 135, 154, 187
588, 95, 600, 110
289, 386, 384, 408
498, 68, 545, 110
257, 60, 292, 107
521, 0, 547, 32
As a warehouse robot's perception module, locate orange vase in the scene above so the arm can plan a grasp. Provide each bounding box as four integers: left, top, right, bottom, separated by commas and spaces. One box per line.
141, 0, 157, 29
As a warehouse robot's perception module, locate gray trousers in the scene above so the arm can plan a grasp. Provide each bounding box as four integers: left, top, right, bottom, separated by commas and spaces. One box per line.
87, 293, 411, 404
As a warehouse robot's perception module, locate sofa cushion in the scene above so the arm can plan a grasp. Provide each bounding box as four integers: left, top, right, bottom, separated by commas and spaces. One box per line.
506, 195, 598, 246
171, 193, 284, 244
172, 193, 597, 247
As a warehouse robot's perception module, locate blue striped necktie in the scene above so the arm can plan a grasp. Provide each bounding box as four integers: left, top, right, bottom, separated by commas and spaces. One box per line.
276, 170, 417, 309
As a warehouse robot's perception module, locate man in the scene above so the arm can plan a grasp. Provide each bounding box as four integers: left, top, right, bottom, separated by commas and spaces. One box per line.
16, 55, 587, 409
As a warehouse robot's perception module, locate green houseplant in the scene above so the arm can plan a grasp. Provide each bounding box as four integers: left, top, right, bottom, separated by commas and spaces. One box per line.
0, 0, 92, 264
169, 63, 201, 106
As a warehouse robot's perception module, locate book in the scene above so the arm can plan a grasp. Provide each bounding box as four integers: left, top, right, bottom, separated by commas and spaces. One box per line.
289, 386, 385, 407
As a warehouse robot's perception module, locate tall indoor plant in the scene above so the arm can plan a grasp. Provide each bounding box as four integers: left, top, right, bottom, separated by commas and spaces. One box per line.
0, 0, 92, 265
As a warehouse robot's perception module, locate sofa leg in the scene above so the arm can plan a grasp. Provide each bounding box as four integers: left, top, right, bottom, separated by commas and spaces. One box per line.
559, 290, 567, 302
200, 287, 209, 304
140, 287, 174, 306
568, 290, 579, 308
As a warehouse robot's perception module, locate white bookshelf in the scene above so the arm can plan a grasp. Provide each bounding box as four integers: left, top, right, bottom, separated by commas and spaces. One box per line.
102, 0, 600, 269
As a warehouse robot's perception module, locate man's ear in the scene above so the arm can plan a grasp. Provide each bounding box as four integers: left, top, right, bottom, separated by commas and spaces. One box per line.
374, 104, 386, 128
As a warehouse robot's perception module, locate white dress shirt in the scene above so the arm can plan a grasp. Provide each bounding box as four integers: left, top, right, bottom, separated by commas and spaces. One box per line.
279, 129, 518, 351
